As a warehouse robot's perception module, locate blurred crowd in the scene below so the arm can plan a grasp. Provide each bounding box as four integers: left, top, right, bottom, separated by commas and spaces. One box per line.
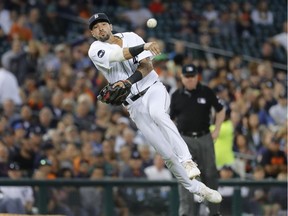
0, 0, 287, 215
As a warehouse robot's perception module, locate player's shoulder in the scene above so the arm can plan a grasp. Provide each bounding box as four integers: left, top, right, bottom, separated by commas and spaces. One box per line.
116, 32, 140, 39
88, 40, 109, 57
89, 40, 107, 49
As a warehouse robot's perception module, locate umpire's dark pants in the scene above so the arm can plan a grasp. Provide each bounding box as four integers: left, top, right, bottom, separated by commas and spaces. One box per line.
179, 133, 219, 216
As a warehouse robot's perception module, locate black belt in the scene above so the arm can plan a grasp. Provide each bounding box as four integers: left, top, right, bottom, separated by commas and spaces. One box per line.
123, 87, 149, 106
180, 130, 210, 138
123, 82, 156, 106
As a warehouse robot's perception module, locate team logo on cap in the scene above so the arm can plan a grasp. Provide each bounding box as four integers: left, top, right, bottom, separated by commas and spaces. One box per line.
94, 14, 99, 19
97, 50, 105, 58
187, 66, 193, 72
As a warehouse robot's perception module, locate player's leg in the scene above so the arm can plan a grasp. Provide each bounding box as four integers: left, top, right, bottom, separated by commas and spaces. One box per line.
128, 102, 197, 191
127, 101, 222, 203
144, 82, 200, 178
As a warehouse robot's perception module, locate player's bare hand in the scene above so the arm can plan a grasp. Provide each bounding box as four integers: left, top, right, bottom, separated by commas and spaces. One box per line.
112, 80, 132, 88
144, 42, 161, 56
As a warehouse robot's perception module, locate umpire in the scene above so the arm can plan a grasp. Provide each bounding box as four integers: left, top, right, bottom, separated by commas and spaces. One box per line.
170, 64, 225, 216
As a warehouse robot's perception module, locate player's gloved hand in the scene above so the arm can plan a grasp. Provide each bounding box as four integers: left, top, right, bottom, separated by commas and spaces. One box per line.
97, 80, 132, 105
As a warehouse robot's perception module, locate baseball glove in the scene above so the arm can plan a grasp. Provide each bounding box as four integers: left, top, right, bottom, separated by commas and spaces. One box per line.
97, 80, 132, 105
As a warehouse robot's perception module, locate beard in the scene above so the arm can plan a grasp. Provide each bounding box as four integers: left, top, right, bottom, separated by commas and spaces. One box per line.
98, 32, 110, 42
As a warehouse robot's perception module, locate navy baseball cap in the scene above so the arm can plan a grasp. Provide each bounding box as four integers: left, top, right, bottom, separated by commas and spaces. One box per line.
182, 64, 198, 76
89, 13, 110, 30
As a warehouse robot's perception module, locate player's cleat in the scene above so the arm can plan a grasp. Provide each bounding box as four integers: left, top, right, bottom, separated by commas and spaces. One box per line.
195, 184, 222, 203
182, 160, 201, 179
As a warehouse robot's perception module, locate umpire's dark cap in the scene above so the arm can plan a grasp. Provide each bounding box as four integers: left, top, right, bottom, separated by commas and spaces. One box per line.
182, 64, 198, 76
89, 13, 110, 30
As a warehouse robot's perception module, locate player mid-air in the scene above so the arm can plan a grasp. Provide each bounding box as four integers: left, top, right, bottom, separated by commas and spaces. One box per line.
87, 13, 222, 203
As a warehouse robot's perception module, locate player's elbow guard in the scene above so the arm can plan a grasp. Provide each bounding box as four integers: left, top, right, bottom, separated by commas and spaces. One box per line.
109, 46, 126, 62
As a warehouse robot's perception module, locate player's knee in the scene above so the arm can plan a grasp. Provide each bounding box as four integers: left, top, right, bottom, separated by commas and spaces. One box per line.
163, 154, 178, 168
149, 108, 165, 122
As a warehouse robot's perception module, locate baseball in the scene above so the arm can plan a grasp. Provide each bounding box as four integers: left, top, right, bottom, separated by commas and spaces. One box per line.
147, 18, 157, 28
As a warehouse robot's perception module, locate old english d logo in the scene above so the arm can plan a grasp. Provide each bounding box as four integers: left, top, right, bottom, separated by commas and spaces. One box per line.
97, 50, 105, 58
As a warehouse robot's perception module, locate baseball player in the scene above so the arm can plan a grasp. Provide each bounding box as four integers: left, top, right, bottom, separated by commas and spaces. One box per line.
87, 13, 222, 203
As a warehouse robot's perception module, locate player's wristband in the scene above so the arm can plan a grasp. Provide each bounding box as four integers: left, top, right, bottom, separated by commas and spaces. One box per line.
127, 70, 143, 84
129, 44, 144, 57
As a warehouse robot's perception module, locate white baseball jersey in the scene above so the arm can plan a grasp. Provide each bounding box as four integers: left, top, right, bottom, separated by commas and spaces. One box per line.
88, 32, 207, 195
88, 32, 159, 96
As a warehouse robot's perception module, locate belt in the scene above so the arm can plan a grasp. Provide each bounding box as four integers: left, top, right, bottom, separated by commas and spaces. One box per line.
180, 130, 210, 138
123, 88, 148, 106
123, 81, 156, 106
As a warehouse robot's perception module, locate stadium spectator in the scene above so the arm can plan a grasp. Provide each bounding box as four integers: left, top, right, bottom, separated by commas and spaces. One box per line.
0, 2, 12, 35
229, 2, 241, 22
120, 151, 146, 178
251, 0, 273, 25
118, 145, 132, 174
0, 162, 34, 213
271, 21, 288, 53
267, 172, 288, 214
218, 165, 248, 215
26, 7, 45, 40
80, 166, 105, 216
0, 162, 26, 214
148, 0, 166, 15
211, 111, 235, 169
88, 124, 105, 155
118, 0, 153, 28
144, 154, 172, 196
2, 99, 21, 124
260, 41, 279, 62
269, 92, 287, 127
41, 3, 67, 40
9, 14, 32, 42
0, 142, 9, 177
203, 2, 218, 24
259, 137, 287, 178
138, 143, 153, 169
13, 136, 35, 177
233, 133, 255, 174
120, 151, 147, 214
213, 10, 236, 38
0, 129, 17, 162
180, 0, 200, 32
244, 165, 271, 215
246, 112, 265, 152
251, 94, 275, 127
236, 2, 254, 38
0, 53, 22, 105
102, 139, 118, 177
